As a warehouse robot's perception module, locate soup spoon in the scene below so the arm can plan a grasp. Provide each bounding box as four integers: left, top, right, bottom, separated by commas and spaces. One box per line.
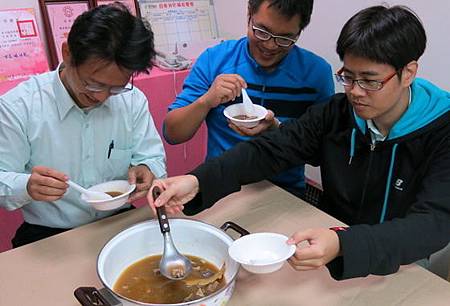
242, 88, 255, 116
152, 186, 192, 280
67, 180, 112, 201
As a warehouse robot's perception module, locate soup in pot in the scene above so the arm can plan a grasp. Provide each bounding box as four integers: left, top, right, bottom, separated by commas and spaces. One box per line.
113, 255, 225, 304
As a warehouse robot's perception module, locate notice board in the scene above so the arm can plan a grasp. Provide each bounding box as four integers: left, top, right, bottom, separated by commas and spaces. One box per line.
138, 0, 219, 53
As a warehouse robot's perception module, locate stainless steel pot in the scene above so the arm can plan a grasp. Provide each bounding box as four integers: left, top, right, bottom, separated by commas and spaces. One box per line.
75, 220, 248, 306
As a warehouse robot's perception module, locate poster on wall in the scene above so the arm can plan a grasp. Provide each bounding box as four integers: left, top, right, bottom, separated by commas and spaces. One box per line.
0, 8, 49, 82
39, 0, 93, 69
95, 0, 139, 16
138, 0, 219, 54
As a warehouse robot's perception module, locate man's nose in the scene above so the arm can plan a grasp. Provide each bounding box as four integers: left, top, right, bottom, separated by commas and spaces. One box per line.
348, 81, 367, 97
262, 37, 279, 50
91, 90, 111, 103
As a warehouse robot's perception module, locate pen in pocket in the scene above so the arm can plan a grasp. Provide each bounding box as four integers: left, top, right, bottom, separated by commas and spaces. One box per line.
107, 140, 114, 159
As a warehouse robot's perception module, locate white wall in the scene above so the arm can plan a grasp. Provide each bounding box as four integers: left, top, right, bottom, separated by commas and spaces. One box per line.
214, 0, 450, 91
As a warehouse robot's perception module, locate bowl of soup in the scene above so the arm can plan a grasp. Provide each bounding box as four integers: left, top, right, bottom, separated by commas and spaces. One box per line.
223, 103, 268, 128
81, 180, 136, 211
75, 219, 242, 306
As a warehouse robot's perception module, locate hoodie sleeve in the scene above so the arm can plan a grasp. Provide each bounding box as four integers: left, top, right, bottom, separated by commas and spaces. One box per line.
327, 131, 450, 280
182, 101, 332, 215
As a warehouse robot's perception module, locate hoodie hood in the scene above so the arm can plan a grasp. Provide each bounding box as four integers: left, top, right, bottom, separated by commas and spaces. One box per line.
353, 78, 450, 140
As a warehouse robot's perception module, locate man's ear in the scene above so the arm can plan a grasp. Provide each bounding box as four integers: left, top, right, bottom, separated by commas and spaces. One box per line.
401, 61, 418, 87
61, 42, 71, 64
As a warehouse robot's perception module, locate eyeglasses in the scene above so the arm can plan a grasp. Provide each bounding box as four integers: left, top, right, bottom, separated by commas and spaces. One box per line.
251, 20, 299, 48
78, 69, 134, 95
335, 67, 399, 91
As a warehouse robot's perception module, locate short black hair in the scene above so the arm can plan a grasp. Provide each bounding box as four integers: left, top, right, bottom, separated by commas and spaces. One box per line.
67, 3, 155, 73
336, 5, 426, 71
248, 0, 314, 31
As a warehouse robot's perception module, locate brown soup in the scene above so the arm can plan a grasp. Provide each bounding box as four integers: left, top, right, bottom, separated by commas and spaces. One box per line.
113, 255, 225, 304
233, 114, 257, 120
105, 191, 123, 197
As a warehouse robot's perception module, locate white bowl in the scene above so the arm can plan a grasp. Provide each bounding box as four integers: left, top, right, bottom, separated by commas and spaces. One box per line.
81, 180, 136, 211
223, 103, 268, 128
228, 232, 296, 274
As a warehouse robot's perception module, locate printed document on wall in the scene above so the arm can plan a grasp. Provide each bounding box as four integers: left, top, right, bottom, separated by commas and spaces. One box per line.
138, 0, 219, 54
0, 8, 48, 82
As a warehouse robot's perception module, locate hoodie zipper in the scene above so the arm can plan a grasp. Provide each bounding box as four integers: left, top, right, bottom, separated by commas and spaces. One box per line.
357, 142, 376, 221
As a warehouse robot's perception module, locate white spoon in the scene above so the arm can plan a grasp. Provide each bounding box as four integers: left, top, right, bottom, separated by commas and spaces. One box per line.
67, 180, 112, 201
241, 88, 255, 116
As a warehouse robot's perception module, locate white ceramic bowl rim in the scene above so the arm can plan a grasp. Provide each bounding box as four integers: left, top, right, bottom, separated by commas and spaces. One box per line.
223, 103, 268, 123
229, 232, 296, 266
82, 182, 136, 203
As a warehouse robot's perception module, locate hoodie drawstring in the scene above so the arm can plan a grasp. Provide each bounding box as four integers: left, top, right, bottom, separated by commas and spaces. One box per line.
379, 143, 399, 223
348, 129, 356, 165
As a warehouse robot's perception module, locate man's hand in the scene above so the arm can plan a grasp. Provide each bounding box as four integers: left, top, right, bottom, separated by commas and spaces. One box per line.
202, 74, 247, 108
128, 164, 155, 202
147, 175, 199, 215
286, 228, 341, 271
26, 166, 69, 202
228, 110, 279, 136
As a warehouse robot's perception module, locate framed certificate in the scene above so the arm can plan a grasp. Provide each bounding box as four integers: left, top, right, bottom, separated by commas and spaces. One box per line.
38, 0, 94, 69
94, 0, 140, 17
0, 8, 49, 81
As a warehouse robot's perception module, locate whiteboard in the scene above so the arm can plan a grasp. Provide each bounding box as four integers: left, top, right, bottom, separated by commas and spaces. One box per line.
138, 0, 219, 53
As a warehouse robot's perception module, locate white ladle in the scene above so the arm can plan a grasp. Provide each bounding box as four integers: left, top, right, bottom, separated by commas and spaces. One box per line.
67, 180, 112, 201
242, 88, 255, 116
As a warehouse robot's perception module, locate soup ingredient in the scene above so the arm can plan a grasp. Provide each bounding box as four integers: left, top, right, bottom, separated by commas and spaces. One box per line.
105, 191, 123, 197
183, 263, 225, 286
113, 254, 226, 304
233, 114, 257, 120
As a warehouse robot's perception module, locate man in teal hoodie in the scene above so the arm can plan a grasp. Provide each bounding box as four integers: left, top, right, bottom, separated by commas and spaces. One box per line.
147, 5, 450, 280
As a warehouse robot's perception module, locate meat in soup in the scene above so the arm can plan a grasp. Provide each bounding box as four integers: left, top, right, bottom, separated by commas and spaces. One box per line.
113, 255, 225, 304
233, 114, 257, 120
105, 191, 123, 197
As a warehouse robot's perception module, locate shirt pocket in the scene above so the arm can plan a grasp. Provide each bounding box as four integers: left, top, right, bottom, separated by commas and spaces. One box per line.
105, 148, 132, 181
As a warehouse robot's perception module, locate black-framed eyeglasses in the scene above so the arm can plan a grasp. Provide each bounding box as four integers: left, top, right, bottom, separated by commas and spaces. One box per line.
335, 67, 399, 91
251, 20, 299, 48
78, 69, 134, 95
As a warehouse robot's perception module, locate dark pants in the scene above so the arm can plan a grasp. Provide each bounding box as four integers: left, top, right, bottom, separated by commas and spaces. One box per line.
12, 205, 135, 248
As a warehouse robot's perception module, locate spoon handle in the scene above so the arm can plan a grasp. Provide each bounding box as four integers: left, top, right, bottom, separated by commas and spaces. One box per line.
67, 180, 88, 194
153, 187, 170, 233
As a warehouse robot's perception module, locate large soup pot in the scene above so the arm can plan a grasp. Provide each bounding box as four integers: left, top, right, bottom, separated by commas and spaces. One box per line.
75, 219, 248, 306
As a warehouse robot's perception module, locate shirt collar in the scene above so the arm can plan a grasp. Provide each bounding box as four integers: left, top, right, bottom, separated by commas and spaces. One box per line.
367, 86, 412, 143
53, 63, 110, 120
53, 63, 77, 120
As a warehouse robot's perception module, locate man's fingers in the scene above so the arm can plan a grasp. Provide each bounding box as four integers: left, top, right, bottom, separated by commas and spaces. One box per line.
36, 185, 67, 196
287, 260, 321, 271
128, 190, 146, 203
288, 229, 313, 245
33, 166, 67, 181
128, 168, 137, 185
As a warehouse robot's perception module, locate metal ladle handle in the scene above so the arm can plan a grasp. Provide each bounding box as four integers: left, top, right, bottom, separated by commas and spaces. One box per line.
153, 186, 170, 234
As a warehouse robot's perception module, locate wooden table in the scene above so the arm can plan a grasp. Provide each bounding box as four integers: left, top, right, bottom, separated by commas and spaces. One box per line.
1, 181, 449, 306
